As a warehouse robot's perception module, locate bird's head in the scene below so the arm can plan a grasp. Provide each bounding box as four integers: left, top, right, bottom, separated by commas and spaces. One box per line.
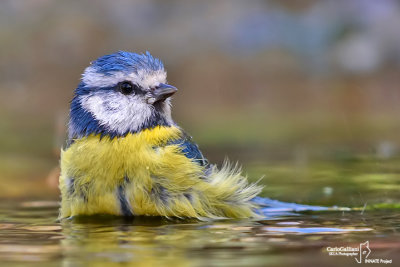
69, 51, 177, 139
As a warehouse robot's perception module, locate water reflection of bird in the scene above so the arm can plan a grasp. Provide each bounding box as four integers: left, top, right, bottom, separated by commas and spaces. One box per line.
59, 51, 325, 220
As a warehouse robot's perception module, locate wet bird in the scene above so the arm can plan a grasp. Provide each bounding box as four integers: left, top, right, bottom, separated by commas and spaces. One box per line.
59, 51, 326, 220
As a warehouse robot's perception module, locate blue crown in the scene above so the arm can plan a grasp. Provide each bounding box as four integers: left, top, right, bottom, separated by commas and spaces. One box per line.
90, 51, 164, 75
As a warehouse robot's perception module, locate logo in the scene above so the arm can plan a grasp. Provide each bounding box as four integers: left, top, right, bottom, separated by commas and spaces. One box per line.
326, 241, 392, 264
355, 241, 371, 263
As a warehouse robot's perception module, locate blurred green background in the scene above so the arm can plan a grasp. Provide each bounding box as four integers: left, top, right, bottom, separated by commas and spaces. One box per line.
0, 0, 399, 203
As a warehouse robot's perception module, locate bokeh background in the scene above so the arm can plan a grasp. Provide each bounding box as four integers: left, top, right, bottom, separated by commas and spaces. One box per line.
1, 0, 399, 205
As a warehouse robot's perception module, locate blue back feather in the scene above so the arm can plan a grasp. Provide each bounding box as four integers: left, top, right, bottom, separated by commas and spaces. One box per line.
168, 133, 208, 167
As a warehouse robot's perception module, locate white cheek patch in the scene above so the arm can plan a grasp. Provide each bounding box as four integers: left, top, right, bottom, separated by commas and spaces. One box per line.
82, 66, 167, 89
79, 91, 154, 134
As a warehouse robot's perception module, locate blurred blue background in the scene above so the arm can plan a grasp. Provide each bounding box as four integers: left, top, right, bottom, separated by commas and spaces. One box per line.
1, 0, 400, 201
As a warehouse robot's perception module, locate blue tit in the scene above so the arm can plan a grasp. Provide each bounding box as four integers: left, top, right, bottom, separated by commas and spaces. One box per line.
60, 51, 295, 220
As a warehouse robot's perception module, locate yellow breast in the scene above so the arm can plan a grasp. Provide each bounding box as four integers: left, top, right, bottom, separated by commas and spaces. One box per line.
59, 126, 261, 219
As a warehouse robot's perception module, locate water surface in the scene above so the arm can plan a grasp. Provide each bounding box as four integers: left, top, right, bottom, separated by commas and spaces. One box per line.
1, 159, 399, 266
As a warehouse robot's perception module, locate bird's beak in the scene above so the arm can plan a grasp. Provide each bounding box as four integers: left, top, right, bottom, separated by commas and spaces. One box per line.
152, 83, 178, 102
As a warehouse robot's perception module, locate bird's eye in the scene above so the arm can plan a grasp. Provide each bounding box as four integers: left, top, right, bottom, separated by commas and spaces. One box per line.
119, 81, 135, 95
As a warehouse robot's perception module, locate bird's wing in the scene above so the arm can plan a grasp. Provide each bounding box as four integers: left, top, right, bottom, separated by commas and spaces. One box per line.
168, 132, 208, 167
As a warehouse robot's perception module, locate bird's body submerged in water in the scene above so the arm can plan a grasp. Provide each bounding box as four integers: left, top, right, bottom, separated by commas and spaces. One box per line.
59, 51, 263, 220
60, 51, 329, 220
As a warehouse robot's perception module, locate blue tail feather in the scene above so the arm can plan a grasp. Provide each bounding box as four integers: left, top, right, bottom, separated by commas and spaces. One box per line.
251, 196, 348, 216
